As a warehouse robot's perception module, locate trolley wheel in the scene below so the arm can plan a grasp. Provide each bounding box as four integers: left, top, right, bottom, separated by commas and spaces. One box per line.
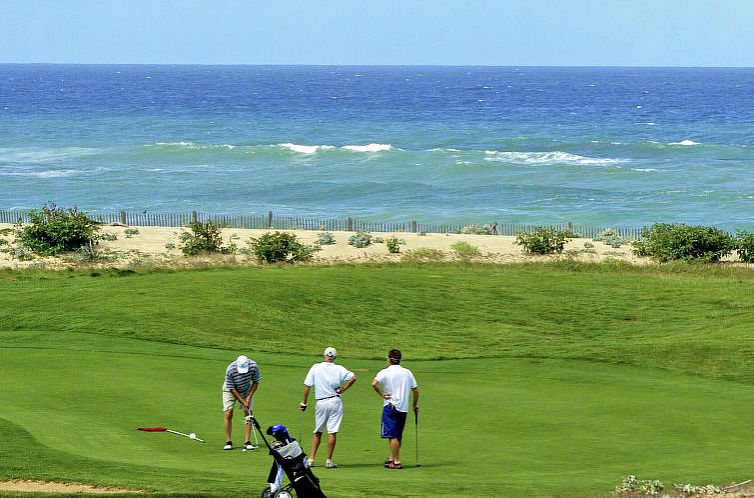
273, 490, 293, 498
260, 487, 273, 498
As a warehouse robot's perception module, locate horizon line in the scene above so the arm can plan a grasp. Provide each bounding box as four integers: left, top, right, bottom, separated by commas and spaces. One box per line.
2, 62, 754, 70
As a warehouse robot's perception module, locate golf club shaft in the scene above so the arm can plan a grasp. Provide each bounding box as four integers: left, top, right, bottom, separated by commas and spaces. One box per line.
166, 429, 205, 443
252, 423, 260, 446
415, 411, 420, 466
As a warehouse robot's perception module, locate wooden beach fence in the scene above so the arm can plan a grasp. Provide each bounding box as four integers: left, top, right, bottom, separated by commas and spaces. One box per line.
0, 209, 650, 239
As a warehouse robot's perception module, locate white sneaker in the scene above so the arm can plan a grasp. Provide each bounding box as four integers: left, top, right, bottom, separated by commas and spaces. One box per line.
223, 441, 233, 450
244, 442, 256, 451
307, 458, 314, 466
325, 460, 337, 468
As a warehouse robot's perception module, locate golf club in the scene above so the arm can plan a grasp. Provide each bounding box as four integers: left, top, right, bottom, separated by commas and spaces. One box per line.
137, 426, 205, 443
299, 408, 304, 442
414, 411, 420, 467
244, 412, 260, 450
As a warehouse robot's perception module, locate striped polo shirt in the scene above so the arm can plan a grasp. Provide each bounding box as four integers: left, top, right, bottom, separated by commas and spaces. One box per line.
223, 360, 261, 393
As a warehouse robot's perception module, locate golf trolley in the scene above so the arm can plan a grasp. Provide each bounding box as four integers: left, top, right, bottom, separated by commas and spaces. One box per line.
247, 415, 326, 498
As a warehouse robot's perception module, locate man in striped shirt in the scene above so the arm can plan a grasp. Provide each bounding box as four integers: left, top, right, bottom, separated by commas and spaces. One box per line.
223, 354, 261, 450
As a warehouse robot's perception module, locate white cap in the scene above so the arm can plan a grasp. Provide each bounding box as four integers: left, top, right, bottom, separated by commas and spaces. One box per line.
323, 347, 337, 359
236, 355, 251, 373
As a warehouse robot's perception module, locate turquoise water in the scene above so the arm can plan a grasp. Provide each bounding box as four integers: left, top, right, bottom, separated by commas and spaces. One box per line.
1, 65, 753, 229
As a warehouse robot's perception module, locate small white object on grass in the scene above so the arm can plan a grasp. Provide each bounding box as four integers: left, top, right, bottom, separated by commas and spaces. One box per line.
189, 433, 197, 439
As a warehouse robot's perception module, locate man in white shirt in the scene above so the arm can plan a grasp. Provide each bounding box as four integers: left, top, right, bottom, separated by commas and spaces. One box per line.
299, 347, 357, 468
371, 348, 419, 469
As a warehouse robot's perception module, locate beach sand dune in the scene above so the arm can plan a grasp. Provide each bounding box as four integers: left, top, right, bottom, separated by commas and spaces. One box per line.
0, 223, 647, 270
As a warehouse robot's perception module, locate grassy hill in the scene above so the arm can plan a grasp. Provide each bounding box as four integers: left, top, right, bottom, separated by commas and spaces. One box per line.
1, 261, 753, 496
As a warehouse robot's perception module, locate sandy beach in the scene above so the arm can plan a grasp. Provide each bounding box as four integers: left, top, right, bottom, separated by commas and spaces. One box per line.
0, 223, 648, 270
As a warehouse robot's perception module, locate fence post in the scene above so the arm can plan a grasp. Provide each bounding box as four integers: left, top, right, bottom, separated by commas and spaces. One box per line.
347, 217, 353, 231
411, 220, 417, 233
267, 211, 273, 228
192, 211, 198, 223
119, 211, 126, 225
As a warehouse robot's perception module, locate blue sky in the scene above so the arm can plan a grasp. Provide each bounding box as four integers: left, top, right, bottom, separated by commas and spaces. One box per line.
2, 0, 754, 66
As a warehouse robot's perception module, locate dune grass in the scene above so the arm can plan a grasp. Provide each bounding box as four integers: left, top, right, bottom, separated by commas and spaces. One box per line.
1, 261, 754, 496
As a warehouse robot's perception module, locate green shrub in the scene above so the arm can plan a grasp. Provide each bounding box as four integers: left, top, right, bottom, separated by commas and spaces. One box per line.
515, 227, 571, 254
631, 223, 734, 262
385, 236, 405, 254
459, 223, 496, 235
15, 203, 102, 256
178, 220, 235, 256
451, 241, 481, 257
735, 230, 754, 263
348, 231, 373, 248
317, 232, 336, 245
124, 228, 140, 238
593, 228, 630, 248
247, 231, 320, 264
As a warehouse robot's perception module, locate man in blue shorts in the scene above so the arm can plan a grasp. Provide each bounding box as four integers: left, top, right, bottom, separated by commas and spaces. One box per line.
371, 348, 419, 469
222, 354, 261, 451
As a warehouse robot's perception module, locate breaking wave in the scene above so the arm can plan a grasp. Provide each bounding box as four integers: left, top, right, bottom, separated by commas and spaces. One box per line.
483, 150, 625, 166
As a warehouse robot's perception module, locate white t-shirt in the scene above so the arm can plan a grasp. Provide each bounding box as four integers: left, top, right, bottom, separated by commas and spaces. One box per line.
374, 364, 418, 413
304, 361, 355, 400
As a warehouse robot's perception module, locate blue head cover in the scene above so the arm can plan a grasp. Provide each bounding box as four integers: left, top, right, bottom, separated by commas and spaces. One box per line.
266, 424, 292, 443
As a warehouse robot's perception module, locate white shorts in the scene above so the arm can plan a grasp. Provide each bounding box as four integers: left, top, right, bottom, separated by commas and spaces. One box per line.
222, 389, 252, 412
313, 397, 343, 434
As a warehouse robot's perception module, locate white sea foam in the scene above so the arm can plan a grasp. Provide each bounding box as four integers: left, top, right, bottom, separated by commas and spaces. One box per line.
670, 140, 700, 146
342, 143, 392, 152
279, 143, 336, 154
484, 150, 624, 166
0, 147, 98, 164
631, 168, 658, 172
277, 143, 392, 154
151, 142, 235, 149
7, 169, 80, 178
428, 148, 460, 153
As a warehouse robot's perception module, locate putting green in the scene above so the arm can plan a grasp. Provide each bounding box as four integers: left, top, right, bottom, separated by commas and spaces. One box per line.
1, 330, 753, 497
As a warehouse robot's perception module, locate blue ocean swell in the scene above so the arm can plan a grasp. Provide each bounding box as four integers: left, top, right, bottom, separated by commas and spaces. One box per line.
2, 65, 754, 229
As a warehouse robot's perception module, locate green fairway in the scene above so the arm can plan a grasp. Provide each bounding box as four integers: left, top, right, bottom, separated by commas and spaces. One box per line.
1, 262, 754, 496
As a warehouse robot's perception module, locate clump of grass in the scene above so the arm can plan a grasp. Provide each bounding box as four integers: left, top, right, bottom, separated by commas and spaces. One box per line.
401, 247, 446, 262
451, 241, 480, 258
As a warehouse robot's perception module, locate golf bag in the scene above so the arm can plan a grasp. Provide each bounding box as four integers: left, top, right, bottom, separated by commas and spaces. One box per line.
249, 417, 326, 498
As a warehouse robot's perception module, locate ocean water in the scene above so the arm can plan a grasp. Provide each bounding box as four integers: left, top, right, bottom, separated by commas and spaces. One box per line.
1, 64, 753, 229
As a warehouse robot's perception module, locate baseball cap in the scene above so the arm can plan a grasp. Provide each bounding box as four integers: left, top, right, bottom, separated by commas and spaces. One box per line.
236, 355, 251, 373
323, 347, 337, 359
